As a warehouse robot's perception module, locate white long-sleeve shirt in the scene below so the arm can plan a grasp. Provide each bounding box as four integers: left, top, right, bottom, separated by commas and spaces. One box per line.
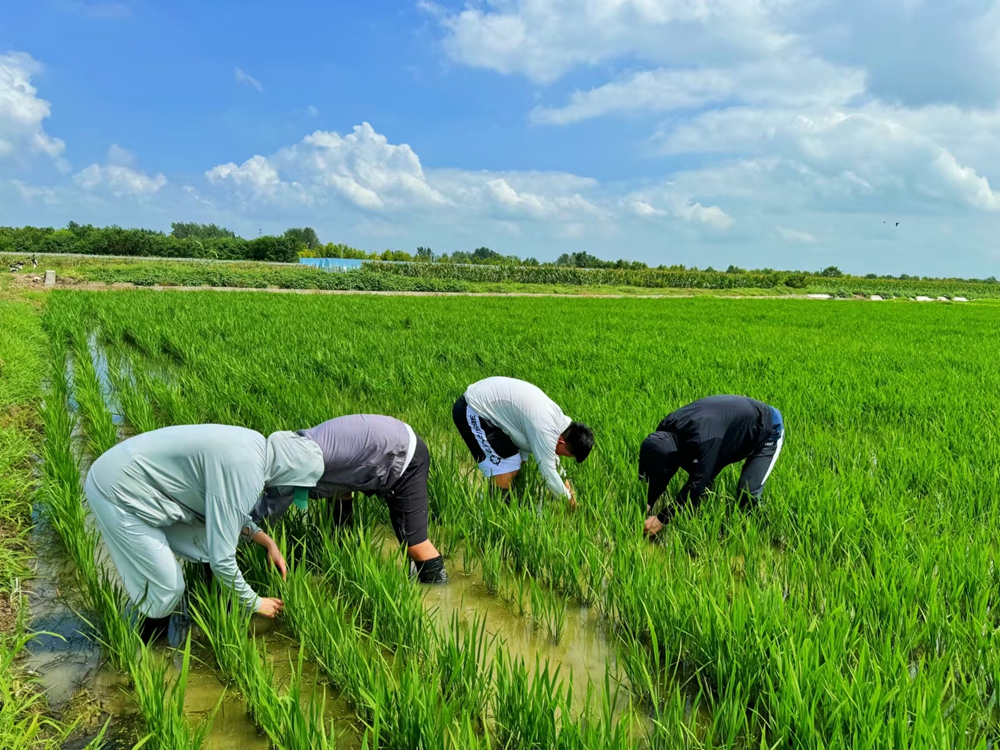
465, 377, 572, 498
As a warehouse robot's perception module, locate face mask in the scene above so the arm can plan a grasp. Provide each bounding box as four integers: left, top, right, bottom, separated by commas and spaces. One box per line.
293, 487, 310, 511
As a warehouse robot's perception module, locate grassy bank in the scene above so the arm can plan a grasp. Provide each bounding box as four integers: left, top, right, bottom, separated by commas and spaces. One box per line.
11, 256, 996, 298
0, 286, 106, 749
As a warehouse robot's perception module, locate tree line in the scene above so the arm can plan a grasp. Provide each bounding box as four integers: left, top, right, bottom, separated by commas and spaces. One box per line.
2, 222, 997, 284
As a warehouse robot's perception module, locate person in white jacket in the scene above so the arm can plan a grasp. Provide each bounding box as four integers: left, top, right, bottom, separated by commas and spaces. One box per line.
83, 425, 324, 638
452, 377, 594, 504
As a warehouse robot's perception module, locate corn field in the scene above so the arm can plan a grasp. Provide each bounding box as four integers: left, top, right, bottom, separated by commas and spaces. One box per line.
34, 290, 1000, 749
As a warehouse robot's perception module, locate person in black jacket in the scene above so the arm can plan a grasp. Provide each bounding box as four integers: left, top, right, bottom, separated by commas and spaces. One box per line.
638, 395, 784, 536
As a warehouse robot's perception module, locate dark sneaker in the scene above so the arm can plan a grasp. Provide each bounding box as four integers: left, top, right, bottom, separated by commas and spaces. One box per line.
411, 555, 449, 584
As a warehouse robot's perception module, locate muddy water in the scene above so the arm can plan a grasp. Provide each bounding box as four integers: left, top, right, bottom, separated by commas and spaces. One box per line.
423, 563, 620, 712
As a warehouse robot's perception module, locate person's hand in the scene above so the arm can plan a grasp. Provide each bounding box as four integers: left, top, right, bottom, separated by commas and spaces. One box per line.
256, 597, 284, 618
565, 481, 577, 510
643, 515, 664, 537
266, 543, 288, 580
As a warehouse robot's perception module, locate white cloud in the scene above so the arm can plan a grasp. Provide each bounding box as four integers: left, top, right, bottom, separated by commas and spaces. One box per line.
793, 0, 1000, 109
530, 55, 865, 125
674, 200, 734, 228
432, 0, 1000, 231
107, 143, 137, 167
204, 122, 733, 240
235, 67, 263, 92
659, 107, 1000, 213
10, 180, 58, 204
306, 105, 319, 117
775, 225, 818, 243
431, 0, 792, 83
627, 199, 667, 217
0, 53, 66, 162
207, 155, 286, 199
74, 148, 167, 197
208, 123, 450, 211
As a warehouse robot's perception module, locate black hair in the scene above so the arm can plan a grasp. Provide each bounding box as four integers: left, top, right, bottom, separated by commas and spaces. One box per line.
561, 421, 594, 463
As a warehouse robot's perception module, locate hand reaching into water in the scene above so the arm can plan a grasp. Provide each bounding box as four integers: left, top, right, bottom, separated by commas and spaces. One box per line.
257, 597, 284, 618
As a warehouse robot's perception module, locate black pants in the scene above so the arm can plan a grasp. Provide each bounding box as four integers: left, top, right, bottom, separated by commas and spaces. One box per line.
736, 408, 785, 506
333, 437, 430, 547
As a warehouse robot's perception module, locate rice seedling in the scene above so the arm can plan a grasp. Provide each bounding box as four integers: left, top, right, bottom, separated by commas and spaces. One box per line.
37, 334, 209, 750
480, 543, 503, 596
434, 613, 494, 725
41, 289, 1000, 748
186, 579, 336, 749
491, 651, 565, 749
528, 579, 568, 645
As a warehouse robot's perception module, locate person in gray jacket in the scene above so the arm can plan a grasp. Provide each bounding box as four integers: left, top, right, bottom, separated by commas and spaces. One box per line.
253, 414, 448, 584
84, 425, 324, 640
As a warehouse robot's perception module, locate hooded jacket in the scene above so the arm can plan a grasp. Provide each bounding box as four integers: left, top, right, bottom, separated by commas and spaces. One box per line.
85, 424, 323, 611
640, 395, 775, 518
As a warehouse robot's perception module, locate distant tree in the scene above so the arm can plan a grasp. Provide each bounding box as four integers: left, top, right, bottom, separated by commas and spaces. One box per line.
171, 222, 238, 240
283, 227, 321, 251
864, 273, 878, 279
416, 246, 435, 263
379, 249, 414, 262
987, 276, 999, 284
451, 251, 472, 264
726, 264, 746, 274
820, 265, 843, 277
555, 253, 572, 266
247, 235, 299, 263
523, 257, 540, 266
471, 246, 504, 264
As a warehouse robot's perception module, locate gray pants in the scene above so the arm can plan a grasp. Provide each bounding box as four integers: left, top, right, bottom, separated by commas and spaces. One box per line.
85, 476, 210, 619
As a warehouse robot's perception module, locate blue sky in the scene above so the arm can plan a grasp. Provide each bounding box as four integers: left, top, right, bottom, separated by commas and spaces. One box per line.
2, 0, 1000, 276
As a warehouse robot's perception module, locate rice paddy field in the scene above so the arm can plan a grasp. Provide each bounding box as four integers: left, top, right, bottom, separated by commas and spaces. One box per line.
9, 288, 1000, 748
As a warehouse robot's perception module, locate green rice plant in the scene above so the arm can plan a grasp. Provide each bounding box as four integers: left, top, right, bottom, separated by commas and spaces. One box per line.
68, 331, 119, 457
491, 651, 565, 749
131, 633, 216, 750
556, 674, 634, 750
298, 507, 431, 656
44, 289, 1000, 747
434, 613, 494, 726
527, 579, 567, 644
480, 543, 503, 596
279, 555, 471, 749
186, 579, 336, 748
38, 335, 209, 750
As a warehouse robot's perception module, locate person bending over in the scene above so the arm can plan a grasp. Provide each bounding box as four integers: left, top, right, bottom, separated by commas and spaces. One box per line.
452, 376, 594, 505
84, 425, 324, 640
252, 414, 448, 584
639, 395, 785, 536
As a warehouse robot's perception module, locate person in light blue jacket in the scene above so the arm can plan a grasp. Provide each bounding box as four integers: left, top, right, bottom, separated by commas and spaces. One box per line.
84, 425, 324, 636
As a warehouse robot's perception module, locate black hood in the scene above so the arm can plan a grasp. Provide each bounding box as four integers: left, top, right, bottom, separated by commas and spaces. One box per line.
638, 431, 679, 482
